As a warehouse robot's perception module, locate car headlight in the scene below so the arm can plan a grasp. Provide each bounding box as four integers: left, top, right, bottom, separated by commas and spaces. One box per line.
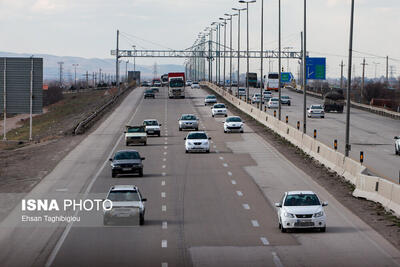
314, 211, 324, 218
203, 141, 209, 145
284, 212, 295, 218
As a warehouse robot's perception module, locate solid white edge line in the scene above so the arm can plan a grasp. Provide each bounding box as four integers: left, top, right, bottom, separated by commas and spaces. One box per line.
162, 262, 168, 267
45, 91, 145, 267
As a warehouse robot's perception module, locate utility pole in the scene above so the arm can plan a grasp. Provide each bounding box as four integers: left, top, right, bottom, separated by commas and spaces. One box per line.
125, 60, 129, 83
386, 56, 389, 84
360, 58, 367, 101
72, 64, 79, 88
99, 68, 102, 83
86, 71, 89, 89
278, 0, 282, 120
372, 62, 379, 79
345, 0, 355, 157
132, 45, 136, 72
57, 62, 64, 88
340, 60, 345, 89
260, 0, 264, 110
302, 0, 307, 134
116, 29, 120, 91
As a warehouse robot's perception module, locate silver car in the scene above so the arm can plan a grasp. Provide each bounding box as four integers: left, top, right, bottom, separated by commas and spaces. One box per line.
179, 114, 199, 131
204, 95, 217, 106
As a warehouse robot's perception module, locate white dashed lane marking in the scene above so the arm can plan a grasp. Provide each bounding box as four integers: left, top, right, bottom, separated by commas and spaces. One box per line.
242, 204, 250, 210
272, 252, 283, 267
215, 150, 219, 153
236, 191, 243, 197
162, 165, 166, 169
251, 220, 260, 227
161, 180, 166, 186
162, 263, 168, 267
162, 172, 166, 176
219, 156, 224, 160
223, 163, 228, 167
161, 192, 166, 198
227, 171, 232, 176
162, 221, 168, 229
164, 146, 168, 149
231, 180, 237, 185
163, 152, 167, 155
260, 237, 270, 245
161, 240, 168, 248
162, 205, 167, 212
163, 158, 166, 161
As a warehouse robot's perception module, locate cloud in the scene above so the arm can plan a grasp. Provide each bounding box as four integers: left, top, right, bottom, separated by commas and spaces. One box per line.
31, 0, 67, 13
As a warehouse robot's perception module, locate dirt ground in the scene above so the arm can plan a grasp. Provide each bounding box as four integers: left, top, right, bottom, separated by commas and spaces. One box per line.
203, 86, 400, 249
0, 87, 132, 220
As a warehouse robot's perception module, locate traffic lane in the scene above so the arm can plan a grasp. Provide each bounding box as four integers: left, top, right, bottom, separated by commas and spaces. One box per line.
245, 86, 399, 181
196, 87, 400, 266
0, 87, 146, 267
51, 87, 180, 266
225, 132, 400, 267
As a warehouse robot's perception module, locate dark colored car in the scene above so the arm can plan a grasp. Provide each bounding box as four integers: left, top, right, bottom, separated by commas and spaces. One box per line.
144, 89, 155, 99
110, 150, 145, 177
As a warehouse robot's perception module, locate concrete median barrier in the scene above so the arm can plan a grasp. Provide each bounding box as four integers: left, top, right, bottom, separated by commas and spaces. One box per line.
202, 81, 400, 217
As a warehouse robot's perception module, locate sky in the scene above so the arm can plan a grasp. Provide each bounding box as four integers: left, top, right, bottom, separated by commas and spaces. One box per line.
0, 0, 399, 79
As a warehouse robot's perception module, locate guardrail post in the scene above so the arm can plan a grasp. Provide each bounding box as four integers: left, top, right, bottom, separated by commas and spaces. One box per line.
257, 103, 259, 109
314, 129, 317, 139
360, 151, 364, 164
264, 106, 267, 112
334, 139, 338, 150
274, 110, 276, 117
285, 116, 288, 124
297, 121, 300, 130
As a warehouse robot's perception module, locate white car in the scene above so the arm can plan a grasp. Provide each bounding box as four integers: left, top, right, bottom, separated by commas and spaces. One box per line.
275, 191, 328, 233
184, 131, 211, 153
251, 93, 262, 104
223, 116, 244, 133
204, 95, 217, 106
307, 104, 325, 118
395, 136, 400, 155
211, 103, 227, 117
191, 82, 200, 89
267, 97, 279, 109
186, 80, 193, 86
143, 119, 161, 136
103, 185, 147, 225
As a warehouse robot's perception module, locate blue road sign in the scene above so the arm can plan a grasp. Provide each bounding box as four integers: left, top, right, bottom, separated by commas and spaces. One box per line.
306, 57, 326, 80
281, 72, 293, 83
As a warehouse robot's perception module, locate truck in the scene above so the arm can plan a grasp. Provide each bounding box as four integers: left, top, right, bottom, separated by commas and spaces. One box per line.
168, 72, 185, 98
161, 74, 168, 86
265, 72, 279, 91
323, 89, 345, 113
246, 73, 258, 87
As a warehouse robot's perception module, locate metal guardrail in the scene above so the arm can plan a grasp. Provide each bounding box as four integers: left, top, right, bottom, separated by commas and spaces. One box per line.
73, 86, 134, 135
62, 87, 112, 95
287, 86, 400, 120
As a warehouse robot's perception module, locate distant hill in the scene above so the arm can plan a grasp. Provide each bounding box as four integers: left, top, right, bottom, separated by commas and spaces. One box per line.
0, 51, 184, 82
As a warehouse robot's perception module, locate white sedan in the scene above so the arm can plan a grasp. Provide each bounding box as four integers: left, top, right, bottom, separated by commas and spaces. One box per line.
307, 104, 325, 118
275, 191, 328, 233
184, 131, 211, 153
267, 97, 279, 109
223, 116, 244, 133
211, 103, 227, 117
191, 82, 200, 89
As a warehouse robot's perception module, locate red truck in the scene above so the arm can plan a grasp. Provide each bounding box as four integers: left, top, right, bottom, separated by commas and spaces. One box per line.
168, 72, 185, 98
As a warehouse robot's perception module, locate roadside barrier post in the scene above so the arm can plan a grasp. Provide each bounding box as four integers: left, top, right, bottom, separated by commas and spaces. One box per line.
285, 116, 288, 123
334, 139, 338, 150
274, 110, 276, 117
314, 129, 317, 139
297, 121, 300, 130
360, 151, 364, 164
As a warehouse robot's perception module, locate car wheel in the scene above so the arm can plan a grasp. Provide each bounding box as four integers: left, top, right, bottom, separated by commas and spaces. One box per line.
224, 114, 227, 117
224, 130, 227, 133
281, 225, 286, 233
112, 172, 116, 178
195, 127, 199, 131
138, 169, 143, 177
288, 102, 291, 106
278, 222, 282, 230
204, 103, 207, 106
240, 130, 244, 133
206, 149, 210, 153
321, 116, 325, 119
320, 227, 326, 232
143, 142, 147, 145
140, 214, 145, 225
185, 150, 188, 153
212, 114, 214, 117
158, 133, 161, 137
125, 142, 129, 146
179, 127, 182, 131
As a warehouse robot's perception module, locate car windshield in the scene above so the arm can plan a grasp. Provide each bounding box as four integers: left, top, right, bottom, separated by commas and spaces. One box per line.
114, 151, 140, 160
311, 105, 323, 109
181, 115, 197, 120
144, 120, 158, 126
193, 82, 198, 85
226, 117, 242, 122
108, 191, 140, 202
271, 98, 279, 101
170, 79, 184, 87
187, 132, 207, 140
268, 73, 279, 79
145, 90, 153, 93
127, 127, 144, 133
214, 104, 225, 108
254, 94, 261, 97
282, 96, 289, 99
206, 95, 216, 99
284, 194, 321, 206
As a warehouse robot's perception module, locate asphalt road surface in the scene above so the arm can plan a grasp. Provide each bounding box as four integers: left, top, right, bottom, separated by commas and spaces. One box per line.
0, 86, 399, 267
242, 86, 400, 182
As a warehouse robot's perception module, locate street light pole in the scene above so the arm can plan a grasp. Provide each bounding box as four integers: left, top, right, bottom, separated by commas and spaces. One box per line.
232, 7, 247, 94
345, 0, 355, 157
219, 18, 229, 90
225, 13, 238, 94
132, 45, 136, 72
260, 0, 264, 110
302, 0, 307, 133
278, 0, 282, 120
283, 46, 293, 72
239, 0, 256, 101
72, 64, 79, 88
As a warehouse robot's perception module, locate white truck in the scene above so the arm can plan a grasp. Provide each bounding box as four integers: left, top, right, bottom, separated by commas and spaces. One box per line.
168, 72, 185, 98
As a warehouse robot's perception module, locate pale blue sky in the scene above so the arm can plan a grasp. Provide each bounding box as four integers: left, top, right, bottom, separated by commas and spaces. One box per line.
0, 0, 398, 78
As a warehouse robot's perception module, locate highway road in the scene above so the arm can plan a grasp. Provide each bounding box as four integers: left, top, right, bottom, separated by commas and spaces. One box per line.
0, 86, 399, 267
242, 86, 400, 182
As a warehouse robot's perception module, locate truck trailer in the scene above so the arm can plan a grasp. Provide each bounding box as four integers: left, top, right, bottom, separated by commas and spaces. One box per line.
168, 72, 185, 98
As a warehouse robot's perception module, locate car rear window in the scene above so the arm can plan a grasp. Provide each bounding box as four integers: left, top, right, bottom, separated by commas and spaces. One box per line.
214, 104, 225, 108
108, 191, 140, 202
127, 127, 145, 133
226, 117, 242, 122
187, 133, 208, 139
271, 98, 279, 101
311, 105, 323, 109
206, 95, 216, 99
114, 151, 140, 160
284, 194, 320, 206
